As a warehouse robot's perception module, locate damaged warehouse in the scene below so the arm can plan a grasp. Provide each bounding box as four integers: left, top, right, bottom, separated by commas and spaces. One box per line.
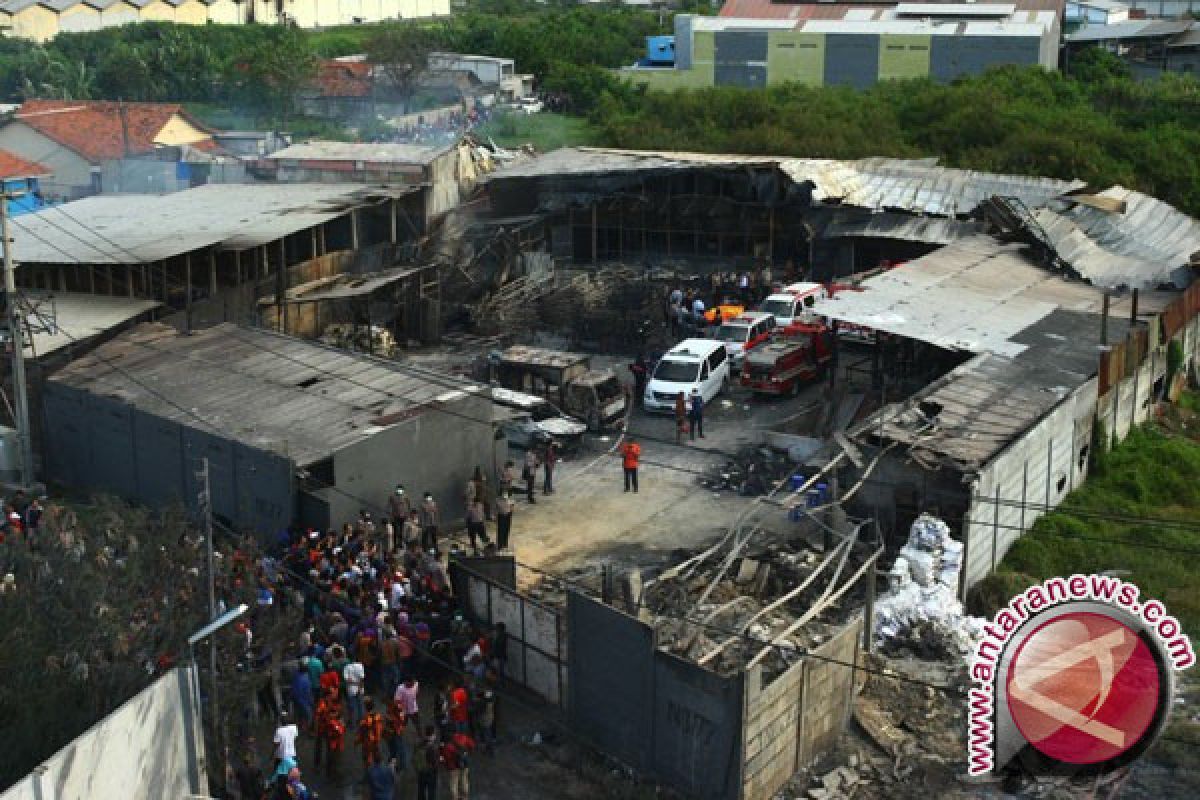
482, 148, 1082, 277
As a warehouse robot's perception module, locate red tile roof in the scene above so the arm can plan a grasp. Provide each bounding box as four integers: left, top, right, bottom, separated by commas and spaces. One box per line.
15, 100, 214, 163
315, 60, 373, 98
0, 148, 50, 179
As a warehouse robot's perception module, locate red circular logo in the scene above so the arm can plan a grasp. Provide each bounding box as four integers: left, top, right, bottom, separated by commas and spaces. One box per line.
1005, 611, 1161, 765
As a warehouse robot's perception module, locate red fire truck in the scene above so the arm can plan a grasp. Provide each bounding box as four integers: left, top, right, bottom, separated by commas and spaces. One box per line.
740, 323, 834, 396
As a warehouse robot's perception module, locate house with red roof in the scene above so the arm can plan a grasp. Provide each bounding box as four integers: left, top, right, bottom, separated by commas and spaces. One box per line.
0, 100, 218, 199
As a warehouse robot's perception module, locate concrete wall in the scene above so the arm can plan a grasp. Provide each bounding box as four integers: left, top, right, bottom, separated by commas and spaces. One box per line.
101, 158, 192, 194
794, 616, 862, 767
0, 667, 206, 800
325, 391, 498, 528
567, 590, 656, 769
43, 383, 296, 536
567, 591, 744, 799
653, 651, 744, 798
878, 34, 931, 82
741, 615, 863, 800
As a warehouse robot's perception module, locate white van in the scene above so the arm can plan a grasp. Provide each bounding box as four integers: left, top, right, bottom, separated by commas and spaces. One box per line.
643, 338, 730, 412
759, 282, 828, 326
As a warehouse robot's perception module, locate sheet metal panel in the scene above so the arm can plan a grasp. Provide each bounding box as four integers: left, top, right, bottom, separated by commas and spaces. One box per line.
824, 33, 880, 89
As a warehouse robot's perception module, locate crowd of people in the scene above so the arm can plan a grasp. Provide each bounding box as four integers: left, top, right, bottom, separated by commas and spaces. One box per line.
382, 106, 494, 146
226, 465, 546, 800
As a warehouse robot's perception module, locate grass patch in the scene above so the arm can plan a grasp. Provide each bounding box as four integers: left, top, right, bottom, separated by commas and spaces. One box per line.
971, 418, 1200, 634
477, 112, 601, 152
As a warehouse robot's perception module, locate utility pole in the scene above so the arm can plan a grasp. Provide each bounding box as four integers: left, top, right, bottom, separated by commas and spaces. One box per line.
1, 192, 34, 488
196, 458, 219, 755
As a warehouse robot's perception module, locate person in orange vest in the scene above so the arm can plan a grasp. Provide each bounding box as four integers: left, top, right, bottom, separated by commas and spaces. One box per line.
621, 437, 641, 493
356, 695, 386, 769
314, 685, 346, 782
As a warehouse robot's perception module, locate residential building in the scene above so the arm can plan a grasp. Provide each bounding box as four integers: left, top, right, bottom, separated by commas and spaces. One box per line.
427, 52, 535, 100
0, 148, 50, 216
622, 1, 1061, 90
0, 100, 216, 199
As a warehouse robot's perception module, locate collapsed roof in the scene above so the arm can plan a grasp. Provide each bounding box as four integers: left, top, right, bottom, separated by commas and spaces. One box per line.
489, 147, 1200, 291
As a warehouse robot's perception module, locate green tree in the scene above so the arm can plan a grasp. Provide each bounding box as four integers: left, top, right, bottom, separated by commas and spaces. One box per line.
225, 28, 316, 125
365, 23, 442, 113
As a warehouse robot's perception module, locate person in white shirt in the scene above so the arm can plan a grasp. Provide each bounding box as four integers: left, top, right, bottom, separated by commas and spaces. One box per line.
273, 712, 299, 763
344, 659, 366, 727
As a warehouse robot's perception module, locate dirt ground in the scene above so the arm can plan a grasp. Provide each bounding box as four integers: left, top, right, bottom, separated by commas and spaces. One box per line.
501, 355, 831, 576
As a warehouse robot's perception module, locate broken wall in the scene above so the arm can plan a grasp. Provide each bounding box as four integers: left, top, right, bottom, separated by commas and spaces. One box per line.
741, 614, 864, 800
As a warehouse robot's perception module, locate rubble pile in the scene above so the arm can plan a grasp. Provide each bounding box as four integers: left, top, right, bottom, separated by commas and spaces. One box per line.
700, 445, 795, 495
873, 515, 984, 661
645, 536, 866, 678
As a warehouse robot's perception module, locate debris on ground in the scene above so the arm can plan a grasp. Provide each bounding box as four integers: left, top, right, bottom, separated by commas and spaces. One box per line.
642, 523, 871, 679
874, 514, 985, 661
700, 445, 795, 495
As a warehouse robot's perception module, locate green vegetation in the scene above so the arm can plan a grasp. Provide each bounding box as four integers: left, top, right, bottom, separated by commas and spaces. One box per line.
587, 49, 1200, 218
972, 410, 1200, 634
477, 111, 599, 151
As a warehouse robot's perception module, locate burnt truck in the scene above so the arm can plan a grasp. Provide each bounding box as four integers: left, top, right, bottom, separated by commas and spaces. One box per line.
492, 346, 628, 431
740, 323, 834, 396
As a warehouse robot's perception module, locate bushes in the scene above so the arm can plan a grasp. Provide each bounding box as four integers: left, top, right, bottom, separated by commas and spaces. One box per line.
591, 62, 1200, 218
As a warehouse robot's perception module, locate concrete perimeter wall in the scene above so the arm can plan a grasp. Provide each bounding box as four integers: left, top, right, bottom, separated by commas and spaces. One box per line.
567, 591, 744, 799
742, 614, 863, 800
0, 667, 206, 800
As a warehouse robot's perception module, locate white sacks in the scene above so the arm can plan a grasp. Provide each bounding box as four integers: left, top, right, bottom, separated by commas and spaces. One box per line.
873, 514, 985, 660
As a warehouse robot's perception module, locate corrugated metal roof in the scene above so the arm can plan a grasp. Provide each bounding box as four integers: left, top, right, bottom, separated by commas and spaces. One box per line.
1032, 187, 1200, 290
812, 236, 1139, 356
491, 148, 1082, 218
266, 140, 452, 167
820, 212, 979, 244
1066, 19, 1193, 41
23, 291, 161, 359
259, 266, 428, 305
12, 183, 417, 266
50, 323, 483, 467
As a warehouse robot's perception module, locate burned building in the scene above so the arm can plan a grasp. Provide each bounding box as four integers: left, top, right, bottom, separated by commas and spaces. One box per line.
814, 187, 1200, 595
483, 148, 1081, 277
